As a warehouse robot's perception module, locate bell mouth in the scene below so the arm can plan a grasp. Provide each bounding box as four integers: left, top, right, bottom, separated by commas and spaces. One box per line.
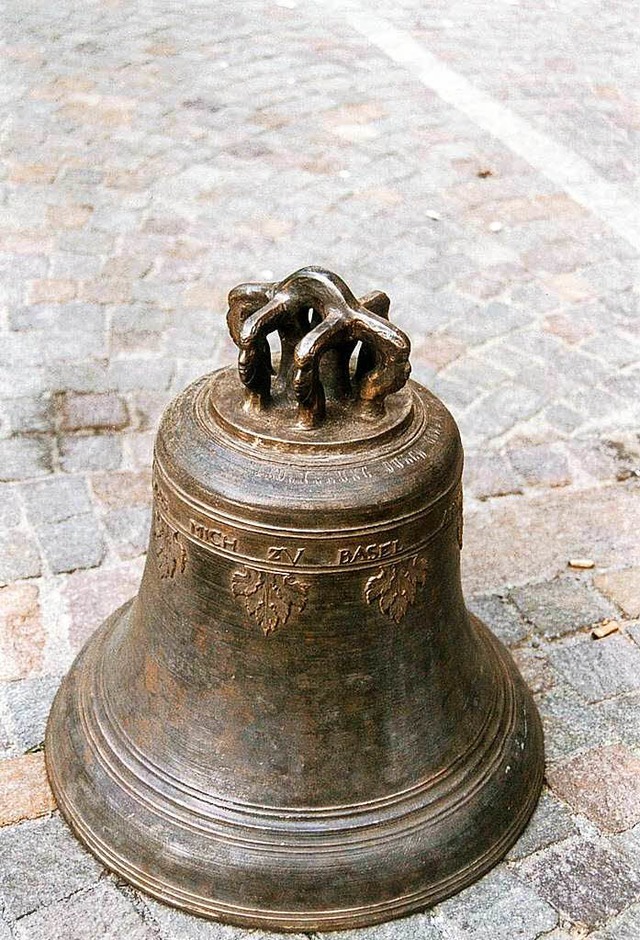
198, 366, 417, 454
45, 604, 544, 932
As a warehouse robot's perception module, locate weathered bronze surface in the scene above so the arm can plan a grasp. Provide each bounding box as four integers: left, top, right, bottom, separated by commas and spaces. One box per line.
46, 267, 544, 931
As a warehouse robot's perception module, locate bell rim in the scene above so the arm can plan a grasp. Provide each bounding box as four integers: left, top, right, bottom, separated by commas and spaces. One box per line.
47, 764, 542, 932
45, 606, 544, 932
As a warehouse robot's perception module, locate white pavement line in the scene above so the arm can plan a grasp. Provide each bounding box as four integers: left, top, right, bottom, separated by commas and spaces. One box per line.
330, 1, 640, 253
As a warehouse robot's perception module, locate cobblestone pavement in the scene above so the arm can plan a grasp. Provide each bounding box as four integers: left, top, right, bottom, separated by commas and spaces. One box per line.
1, 0, 639, 937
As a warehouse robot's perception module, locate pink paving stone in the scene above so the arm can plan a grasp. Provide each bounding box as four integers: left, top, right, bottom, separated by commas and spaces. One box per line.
462, 481, 640, 594
59, 391, 129, 431
28, 278, 77, 303
63, 560, 144, 650
413, 332, 466, 370
594, 567, 640, 619
0, 753, 56, 826
90, 469, 152, 509
0, 582, 45, 681
547, 744, 640, 832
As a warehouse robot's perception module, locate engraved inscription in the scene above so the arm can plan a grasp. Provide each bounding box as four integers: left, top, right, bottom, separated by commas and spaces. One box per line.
365, 553, 429, 624
382, 448, 427, 475
338, 539, 400, 566
154, 510, 187, 581
231, 566, 310, 636
190, 519, 238, 553
443, 487, 463, 550
267, 546, 305, 566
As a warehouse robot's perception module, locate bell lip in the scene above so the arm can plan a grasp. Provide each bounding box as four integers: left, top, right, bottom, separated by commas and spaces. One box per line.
45, 607, 544, 933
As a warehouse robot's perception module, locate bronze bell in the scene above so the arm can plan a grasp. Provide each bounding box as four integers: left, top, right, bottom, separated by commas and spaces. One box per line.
46, 267, 544, 931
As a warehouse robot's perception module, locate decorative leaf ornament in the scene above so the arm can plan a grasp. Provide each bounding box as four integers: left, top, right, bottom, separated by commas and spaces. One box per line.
154, 510, 187, 581
365, 554, 429, 624
231, 567, 310, 636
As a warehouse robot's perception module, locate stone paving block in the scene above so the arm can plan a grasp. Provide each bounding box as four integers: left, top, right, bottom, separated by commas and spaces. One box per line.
2, 396, 54, 435
143, 895, 287, 940
0, 529, 42, 584
0, 437, 52, 481
0, 488, 21, 528
107, 358, 175, 392
463, 482, 640, 595
2, 675, 61, 751
511, 647, 556, 695
0, 752, 56, 826
506, 790, 578, 861
0, 815, 102, 920
13, 881, 155, 940
598, 692, 640, 749
90, 470, 151, 509
547, 745, 640, 833
509, 579, 616, 638
59, 434, 123, 473
518, 837, 640, 928
462, 451, 522, 500
103, 506, 150, 558
22, 476, 93, 525
536, 683, 618, 762
63, 560, 143, 650
321, 914, 444, 940
37, 514, 106, 574
506, 443, 571, 488
548, 635, 640, 703
432, 866, 557, 939
467, 594, 529, 646
595, 567, 640, 619
59, 392, 129, 432
0, 583, 45, 681
590, 904, 640, 940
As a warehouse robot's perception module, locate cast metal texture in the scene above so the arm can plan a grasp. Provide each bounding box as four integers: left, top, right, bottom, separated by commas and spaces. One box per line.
46, 267, 544, 931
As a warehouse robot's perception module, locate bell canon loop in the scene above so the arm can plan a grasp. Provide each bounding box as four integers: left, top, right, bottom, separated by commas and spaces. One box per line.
46, 266, 544, 931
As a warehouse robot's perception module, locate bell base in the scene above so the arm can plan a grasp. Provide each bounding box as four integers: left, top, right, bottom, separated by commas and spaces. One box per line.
46, 602, 544, 932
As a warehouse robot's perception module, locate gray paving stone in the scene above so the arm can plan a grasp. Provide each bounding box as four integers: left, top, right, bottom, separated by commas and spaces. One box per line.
142, 896, 278, 940
13, 881, 155, 940
0, 530, 42, 584
549, 635, 640, 703
507, 443, 571, 488
463, 451, 522, 500
518, 837, 640, 928
103, 506, 151, 558
510, 579, 617, 639
0, 438, 53, 482
598, 692, 640, 748
37, 514, 106, 574
536, 683, 618, 762
590, 904, 640, 940
59, 435, 123, 473
2, 397, 54, 436
23, 476, 93, 525
507, 790, 578, 861
0, 815, 102, 920
467, 594, 529, 646
0, 488, 21, 528
432, 867, 557, 939
2, 675, 61, 751
322, 914, 444, 940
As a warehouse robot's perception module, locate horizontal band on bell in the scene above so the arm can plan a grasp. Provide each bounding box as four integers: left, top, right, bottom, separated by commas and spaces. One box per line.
153, 460, 463, 573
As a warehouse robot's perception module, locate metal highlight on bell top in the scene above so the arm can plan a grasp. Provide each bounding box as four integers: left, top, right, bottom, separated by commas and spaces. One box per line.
46, 266, 544, 931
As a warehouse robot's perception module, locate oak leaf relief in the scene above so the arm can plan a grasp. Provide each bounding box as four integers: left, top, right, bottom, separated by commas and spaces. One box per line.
231, 567, 310, 636
154, 510, 187, 580
365, 553, 429, 623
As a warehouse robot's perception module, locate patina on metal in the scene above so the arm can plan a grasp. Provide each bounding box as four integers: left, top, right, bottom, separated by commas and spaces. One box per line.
46, 267, 544, 931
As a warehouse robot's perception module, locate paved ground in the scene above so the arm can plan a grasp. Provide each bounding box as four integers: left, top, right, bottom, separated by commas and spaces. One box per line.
1, 0, 640, 937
